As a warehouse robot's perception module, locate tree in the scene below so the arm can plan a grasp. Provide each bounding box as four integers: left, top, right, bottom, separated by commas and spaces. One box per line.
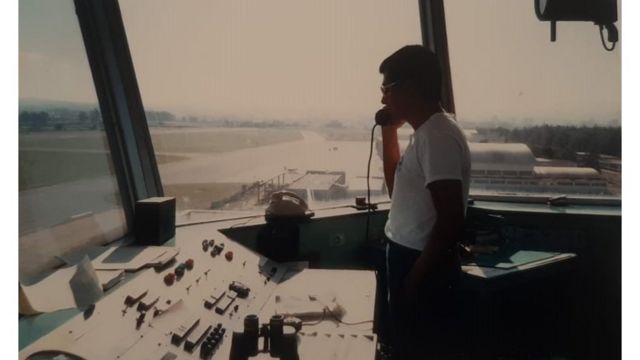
478, 124, 621, 162
77, 111, 89, 125
89, 108, 101, 130
19, 111, 50, 131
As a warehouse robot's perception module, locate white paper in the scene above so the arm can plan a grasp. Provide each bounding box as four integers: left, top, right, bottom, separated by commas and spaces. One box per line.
95, 269, 124, 291
70, 257, 104, 309
19, 256, 103, 315
92, 246, 178, 271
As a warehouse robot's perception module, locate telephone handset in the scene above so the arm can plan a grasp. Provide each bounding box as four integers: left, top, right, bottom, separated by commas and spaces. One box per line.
265, 191, 312, 218
375, 108, 393, 126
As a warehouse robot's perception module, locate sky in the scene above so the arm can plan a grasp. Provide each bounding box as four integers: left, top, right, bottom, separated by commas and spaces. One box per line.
445, 1, 621, 124
19, 0, 98, 106
19, 0, 621, 124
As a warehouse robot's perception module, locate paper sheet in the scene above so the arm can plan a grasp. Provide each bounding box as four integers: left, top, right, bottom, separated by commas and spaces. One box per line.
19, 256, 103, 315
91, 246, 179, 271
95, 269, 124, 291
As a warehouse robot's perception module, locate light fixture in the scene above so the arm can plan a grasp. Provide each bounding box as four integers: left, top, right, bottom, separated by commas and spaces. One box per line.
534, 0, 618, 51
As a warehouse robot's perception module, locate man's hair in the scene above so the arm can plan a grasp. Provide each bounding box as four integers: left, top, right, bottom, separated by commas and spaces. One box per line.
379, 45, 442, 103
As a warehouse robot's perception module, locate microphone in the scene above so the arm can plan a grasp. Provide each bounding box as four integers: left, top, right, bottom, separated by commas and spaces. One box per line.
375, 108, 393, 126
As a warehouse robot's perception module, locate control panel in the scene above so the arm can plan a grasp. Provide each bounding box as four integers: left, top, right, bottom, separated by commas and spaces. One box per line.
20, 230, 291, 360
20, 225, 377, 360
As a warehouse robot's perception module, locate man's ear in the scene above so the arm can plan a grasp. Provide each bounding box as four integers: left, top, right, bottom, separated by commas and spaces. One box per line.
403, 80, 421, 98
402, 80, 418, 95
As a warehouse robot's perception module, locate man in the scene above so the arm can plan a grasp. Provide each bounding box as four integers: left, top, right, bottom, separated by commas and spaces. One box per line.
379, 45, 471, 358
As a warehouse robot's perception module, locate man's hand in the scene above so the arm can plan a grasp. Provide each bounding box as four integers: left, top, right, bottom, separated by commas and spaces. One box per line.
386, 116, 405, 130
381, 121, 404, 197
402, 256, 429, 300
402, 180, 464, 302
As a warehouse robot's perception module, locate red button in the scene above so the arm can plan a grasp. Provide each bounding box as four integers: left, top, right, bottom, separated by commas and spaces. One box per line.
185, 259, 194, 270
225, 251, 233, 261
164, 272, 176, 285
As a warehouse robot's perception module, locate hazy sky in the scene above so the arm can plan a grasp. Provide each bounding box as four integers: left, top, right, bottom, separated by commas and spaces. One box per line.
445, 1, 621, 123
19, 0, 98, 105
19, 0, 621, 124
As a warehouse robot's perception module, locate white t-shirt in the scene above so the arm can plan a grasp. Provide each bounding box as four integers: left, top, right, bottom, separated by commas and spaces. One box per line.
384, 112, 471, 251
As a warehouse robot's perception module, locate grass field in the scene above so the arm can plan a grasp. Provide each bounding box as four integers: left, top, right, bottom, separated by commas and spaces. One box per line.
19, 131, 110, 151
20, 128, 303, 153
19, 150, 188, 191
19, 128, 302, 191
19, 150, 113, 191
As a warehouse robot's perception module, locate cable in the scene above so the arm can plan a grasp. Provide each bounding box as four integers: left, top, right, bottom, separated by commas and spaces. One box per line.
365, 124, 378, 242
599, 24, 617, 52
26, 350, 88, 360
301, 312, 326, 326
301, 308, 374, 328
324, 307, 374, 326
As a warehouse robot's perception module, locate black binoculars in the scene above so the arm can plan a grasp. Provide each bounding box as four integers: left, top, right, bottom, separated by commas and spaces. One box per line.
229, 314, 299, 360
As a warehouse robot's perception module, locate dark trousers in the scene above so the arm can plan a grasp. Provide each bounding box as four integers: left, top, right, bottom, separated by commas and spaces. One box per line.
386, 240, 463, 359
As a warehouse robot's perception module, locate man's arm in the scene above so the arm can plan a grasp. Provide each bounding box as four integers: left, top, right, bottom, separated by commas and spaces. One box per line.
381, 126, 402, 197
404, 179, 464, 295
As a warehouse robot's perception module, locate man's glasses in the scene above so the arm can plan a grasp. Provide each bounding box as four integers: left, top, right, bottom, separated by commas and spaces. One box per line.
380, 81, 398, 95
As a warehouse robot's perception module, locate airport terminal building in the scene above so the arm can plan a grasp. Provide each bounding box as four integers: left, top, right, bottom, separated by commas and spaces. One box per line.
469, 143, 608, 195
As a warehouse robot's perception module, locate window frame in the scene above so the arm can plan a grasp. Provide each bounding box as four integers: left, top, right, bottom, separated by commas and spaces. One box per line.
19, 0, 163, 277
419, 0, 455, 114
74, 0, 163, 233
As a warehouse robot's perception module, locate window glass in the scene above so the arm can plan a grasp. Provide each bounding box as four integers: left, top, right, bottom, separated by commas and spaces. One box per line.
444, 1, 621, 199
119, 0, 421, 221
19, 0, 127, 277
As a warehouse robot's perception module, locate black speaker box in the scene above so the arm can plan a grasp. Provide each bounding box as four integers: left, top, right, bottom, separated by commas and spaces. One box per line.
134, 197, 176, 245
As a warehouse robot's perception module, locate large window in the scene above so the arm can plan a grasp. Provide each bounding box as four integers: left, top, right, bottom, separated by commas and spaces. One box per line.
119, 0, 422, 221
19, 0, 127, 277
444, 1, 621, 199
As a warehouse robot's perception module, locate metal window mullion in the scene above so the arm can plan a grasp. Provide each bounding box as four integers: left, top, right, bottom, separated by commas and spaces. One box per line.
106, 56, 148, 198
75, 0, 163, 232
102, 0, 164, 199
419, 0, 456, 114
74, 0, 135, 230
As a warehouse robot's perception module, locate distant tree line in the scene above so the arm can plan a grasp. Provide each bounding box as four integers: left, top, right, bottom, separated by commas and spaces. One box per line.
19, 108, 101, 131
146, 110, 176, 126
19, 107, 302, 131
478, 125, 621, 160
19, 108, 180, 130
